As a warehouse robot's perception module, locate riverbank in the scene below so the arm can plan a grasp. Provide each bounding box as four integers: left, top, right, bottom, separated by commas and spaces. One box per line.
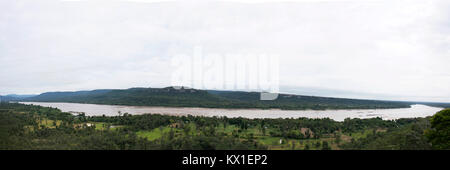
20, 102, 443, 121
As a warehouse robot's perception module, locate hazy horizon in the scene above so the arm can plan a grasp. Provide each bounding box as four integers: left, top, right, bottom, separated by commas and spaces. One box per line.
1, 0, 450, 103
2, 85, 449, 104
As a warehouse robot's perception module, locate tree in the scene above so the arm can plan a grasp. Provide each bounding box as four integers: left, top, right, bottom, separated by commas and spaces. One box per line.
315, 141, 321, 148
322, 141, 331, 150
335, 133, 341, 144
425, 109, 450, 149
169, 128, 175, 140
304, 143, 310, 150
183, 125, 191, 136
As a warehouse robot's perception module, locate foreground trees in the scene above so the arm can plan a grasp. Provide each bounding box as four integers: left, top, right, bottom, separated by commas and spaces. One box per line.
425, 109, 450, 149
1, 102, 449, 150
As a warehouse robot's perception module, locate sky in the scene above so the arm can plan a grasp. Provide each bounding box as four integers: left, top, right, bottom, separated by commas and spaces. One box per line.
0, 0, 449, 102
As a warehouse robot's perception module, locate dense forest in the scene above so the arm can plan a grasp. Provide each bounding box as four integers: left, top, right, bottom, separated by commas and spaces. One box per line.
21, 87, 414, 110
1, 102, 448, 150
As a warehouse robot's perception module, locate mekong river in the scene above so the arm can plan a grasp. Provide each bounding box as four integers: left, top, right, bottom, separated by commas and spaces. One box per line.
21, 102, 443, 121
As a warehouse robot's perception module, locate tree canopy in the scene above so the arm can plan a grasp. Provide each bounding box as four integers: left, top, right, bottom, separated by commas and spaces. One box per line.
426, 109, 450, 149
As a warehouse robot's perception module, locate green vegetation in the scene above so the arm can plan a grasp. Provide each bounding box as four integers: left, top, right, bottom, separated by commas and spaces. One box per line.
425, 109, 450, 149
24, 87, 414, 110
1, 102, 449, 150
137, 127, 181, 141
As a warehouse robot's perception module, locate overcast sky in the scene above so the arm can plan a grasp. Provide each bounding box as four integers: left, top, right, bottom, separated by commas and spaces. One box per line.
1, 0, 449, 102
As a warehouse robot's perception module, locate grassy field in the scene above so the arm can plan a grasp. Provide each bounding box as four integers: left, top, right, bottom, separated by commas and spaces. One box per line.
39, 119, 62, 128
52, 119, 382, 150
134, 122, 364, 150
136, 125, 189, 141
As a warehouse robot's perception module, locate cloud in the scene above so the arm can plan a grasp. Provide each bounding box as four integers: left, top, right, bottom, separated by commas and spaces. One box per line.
0, 0, 449, 102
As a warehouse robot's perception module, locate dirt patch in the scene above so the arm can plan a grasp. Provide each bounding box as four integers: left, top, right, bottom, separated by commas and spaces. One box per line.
340, 134, 352, 143
169, 123, 181, 128
376, 128, 387, 133
300, 128, 314, 137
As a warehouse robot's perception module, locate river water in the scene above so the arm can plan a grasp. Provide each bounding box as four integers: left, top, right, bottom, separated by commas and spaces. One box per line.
20, 102, 443, 121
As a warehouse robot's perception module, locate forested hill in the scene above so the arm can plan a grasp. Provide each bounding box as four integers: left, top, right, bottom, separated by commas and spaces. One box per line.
0, 95, 18, 102
0, 94, 37, 102
414, 102, 450, 108
22, 87, 415, 110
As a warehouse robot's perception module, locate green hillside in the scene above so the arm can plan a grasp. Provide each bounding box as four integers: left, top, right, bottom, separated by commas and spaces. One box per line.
24, 87, 413, 110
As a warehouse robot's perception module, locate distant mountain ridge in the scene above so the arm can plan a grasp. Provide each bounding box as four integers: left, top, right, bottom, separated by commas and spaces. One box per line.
28, 89, 113, 102
20, 87, 426, 110
0, 94, 37, 101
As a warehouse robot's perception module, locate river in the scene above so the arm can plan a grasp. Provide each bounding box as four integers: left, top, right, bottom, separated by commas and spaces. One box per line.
20, 102, 443, 121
